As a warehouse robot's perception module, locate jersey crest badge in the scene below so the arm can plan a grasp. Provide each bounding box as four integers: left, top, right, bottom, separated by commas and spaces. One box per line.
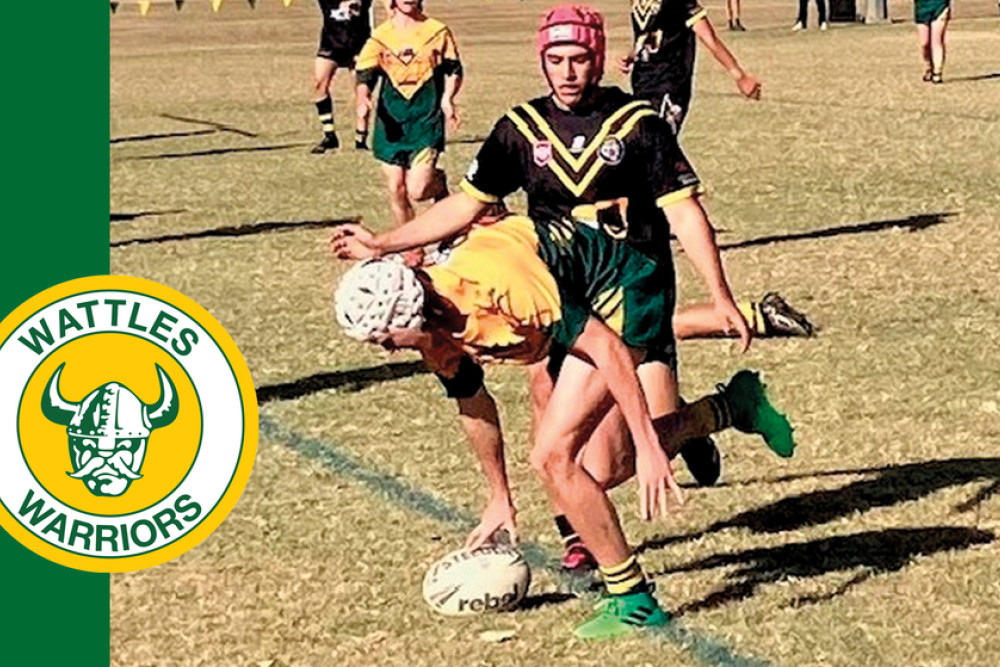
599, 137, 624, 166
533, 141, 553, 167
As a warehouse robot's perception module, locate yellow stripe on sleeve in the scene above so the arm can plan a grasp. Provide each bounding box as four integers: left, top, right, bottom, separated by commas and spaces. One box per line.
459, 178, 500, 204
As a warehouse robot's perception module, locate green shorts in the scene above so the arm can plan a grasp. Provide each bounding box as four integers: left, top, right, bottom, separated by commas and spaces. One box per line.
914, 0, 949, 24
539, 219, 677, 370
372, 85, 446, 168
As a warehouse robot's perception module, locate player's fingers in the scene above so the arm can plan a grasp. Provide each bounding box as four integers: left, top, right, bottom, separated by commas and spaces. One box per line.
639, 485, 649, 521
506, 523, 518, 546
670, 476, 685, 506
464, 528, 483, 550
658, 478, 669, 518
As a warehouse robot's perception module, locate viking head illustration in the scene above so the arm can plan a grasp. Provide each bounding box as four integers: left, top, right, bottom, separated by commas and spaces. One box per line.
41, 363, 179, 497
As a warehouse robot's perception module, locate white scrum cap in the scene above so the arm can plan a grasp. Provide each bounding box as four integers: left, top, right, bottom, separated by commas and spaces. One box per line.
334, 258, 426, 341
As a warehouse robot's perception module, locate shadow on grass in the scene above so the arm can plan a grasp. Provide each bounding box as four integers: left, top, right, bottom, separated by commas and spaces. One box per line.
125, 142, 309, 161
257, 360, 429, 404
947, 72, 1000, 83
111, 209, 186, 222
518, 592, 578, 611
719, 211, 955, 251
111, 129, 216, 144
652, 527, 993, 614
111, 216, 359, 248
638, 457, 1000, 553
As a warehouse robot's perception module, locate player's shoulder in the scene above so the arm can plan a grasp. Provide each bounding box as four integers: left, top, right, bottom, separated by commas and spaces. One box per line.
420, 17, 452, 38
370, 20, 395, 41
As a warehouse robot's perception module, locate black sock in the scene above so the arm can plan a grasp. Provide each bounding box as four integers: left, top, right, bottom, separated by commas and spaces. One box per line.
315, 97, 334, 136
554, 514, 582, 549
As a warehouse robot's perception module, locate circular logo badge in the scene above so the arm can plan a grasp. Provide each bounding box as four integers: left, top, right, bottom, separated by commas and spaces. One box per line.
0, 275, 258, 572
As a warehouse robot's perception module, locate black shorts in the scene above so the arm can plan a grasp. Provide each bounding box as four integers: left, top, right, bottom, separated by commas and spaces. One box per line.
317, 28, 364, 68
632, 68, 692, 133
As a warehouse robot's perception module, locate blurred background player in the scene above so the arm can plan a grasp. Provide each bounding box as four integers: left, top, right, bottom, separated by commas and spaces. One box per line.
355, 0, 463, 231
792, 0, 829, 31
312, 0, 374, 153
622, 0, 762, 134
726, 0, 746, 31
915, 0, 951, 83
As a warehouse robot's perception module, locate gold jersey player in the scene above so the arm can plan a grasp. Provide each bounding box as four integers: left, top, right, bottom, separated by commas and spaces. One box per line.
334, 213, 795, 639
312, 0, 373, 153
355, 0, 462, 230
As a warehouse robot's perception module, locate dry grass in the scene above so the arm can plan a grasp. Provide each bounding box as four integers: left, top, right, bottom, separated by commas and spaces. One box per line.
111, 1, 1000, 665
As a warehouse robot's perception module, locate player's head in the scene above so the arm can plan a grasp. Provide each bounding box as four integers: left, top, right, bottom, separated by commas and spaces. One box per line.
385, 0, 423, 16
334, 258, 428, 350
537, 4, 605, 105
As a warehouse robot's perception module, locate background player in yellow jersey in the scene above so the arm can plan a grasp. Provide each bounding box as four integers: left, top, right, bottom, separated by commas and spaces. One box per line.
355, 0, 462, 231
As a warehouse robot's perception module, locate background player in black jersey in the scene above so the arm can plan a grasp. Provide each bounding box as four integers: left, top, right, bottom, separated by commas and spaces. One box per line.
622, 0, 761, 134
312, 0, 373, 153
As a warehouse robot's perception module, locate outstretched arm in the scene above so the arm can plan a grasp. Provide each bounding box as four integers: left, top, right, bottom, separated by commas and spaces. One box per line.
663, 196, 751, 350
332, 191, 488, 259
457, 387, 517, 549
691, 17, 761, 99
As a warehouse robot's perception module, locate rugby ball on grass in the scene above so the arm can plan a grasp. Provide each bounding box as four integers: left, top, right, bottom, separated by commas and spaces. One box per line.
422, 545, 530, 616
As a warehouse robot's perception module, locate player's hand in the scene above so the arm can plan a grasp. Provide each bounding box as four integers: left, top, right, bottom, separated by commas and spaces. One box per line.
465, 495, 517, 551
442, 100, 461, 132
618, 54, 635, 75
634, 446, 683, 521
715, 298, 752, 353
737, 73, 762, 100
331, 223, 378, 260
401, 248, 425, 268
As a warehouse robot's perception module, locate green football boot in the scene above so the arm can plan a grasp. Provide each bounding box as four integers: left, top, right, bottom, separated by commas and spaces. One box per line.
573, 590, 670, 640
720, 370, 796, 458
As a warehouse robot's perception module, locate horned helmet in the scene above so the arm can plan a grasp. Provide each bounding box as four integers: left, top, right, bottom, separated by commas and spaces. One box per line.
41, 363, 179, 497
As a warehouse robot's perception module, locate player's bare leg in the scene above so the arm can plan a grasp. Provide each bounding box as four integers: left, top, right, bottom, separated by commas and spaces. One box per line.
312, 58, 340, 153
406, 158, 449, 203
382, 163, 415, 226
674, 294, 814, 339
917, 24, 933, 80
929, 11, 949, 83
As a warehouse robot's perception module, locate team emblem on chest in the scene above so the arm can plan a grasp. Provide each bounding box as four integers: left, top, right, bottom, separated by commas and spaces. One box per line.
533, 141, 553, 167
632, 0, 663, 31
599, 137, 624, 166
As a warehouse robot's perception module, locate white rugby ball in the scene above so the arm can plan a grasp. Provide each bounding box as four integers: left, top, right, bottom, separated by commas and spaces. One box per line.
422, 545, 531, 616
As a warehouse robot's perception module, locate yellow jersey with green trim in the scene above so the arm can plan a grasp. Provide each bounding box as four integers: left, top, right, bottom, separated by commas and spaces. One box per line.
423, 215, 562, 365
459, 87, 701, 256
355, 17, 460, 116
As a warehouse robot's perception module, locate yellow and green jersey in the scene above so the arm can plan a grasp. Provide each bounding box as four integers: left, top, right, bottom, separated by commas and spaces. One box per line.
422, 214, 675, 368
356, 17, 461, 165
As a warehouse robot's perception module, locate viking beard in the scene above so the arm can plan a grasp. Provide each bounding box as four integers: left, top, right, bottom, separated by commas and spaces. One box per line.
68, 438, 147, 497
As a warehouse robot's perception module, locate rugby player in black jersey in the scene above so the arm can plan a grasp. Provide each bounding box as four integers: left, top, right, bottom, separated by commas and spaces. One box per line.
623, 0, 761, 134
311, 0, 373, 153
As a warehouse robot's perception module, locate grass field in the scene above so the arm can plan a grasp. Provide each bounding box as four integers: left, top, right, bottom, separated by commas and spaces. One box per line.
110, 1, 1000, 665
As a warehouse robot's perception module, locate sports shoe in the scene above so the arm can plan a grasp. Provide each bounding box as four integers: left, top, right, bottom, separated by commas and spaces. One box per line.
719, 370, 795, 458
561, 543, 598, 572
760, 292, 814, 337
931, 72, 943, 84
311, 133, 339, 154
679, 436, 721, 486
923, 68, 935, 82
573, 590, 670, 640
820, 21, 829, 30
734, 20, 747, 31
791, 21, 805, 31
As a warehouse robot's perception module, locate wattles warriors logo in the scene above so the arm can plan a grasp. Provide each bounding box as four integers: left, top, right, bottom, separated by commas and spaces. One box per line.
0, 275, 258, 572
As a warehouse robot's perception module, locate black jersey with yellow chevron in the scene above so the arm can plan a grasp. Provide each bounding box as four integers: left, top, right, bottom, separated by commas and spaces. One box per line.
630, 0, 706, 104
460, 87, 701, 255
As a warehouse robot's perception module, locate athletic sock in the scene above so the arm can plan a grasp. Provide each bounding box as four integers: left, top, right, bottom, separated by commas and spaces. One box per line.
738, 299, 767, 335
554, 514, 582, 549
315, 96, 335, 137
652, 393, 732, 444
599, 554, 649, 596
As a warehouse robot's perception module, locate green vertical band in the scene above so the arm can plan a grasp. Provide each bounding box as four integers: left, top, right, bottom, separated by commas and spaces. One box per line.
0, 2, 110, 665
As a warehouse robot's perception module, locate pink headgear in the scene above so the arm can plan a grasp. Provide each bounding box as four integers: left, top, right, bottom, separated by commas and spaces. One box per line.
536, 4, 606, 83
